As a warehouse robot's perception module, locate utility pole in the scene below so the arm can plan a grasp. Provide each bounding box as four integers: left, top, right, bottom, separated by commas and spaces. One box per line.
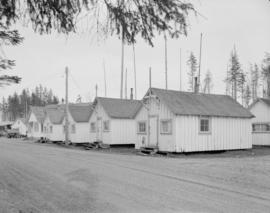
132, 44, 137, 99
95, 84, 98, 97
120, 30, 124, 99
103, 59, 107, 97
198, 33, 203, 92
180, 48, 182, 91
125, 68, 127, 99
65, 67, 69, 145
164, 34, 168, 90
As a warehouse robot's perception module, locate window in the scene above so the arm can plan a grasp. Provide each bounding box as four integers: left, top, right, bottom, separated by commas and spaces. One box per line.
160, 119, 172, 134
90, 122, 96, 132
34, 122, 39, 132
103, 120, 110, 132
50, 126, 53, 133
199, 117, 211, 133
252, 123, 270, 132
138, 121, 146, 134
71, 124, 76, 134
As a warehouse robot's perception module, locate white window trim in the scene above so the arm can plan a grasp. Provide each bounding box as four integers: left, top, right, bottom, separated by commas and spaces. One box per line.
71, 124, 76, 134
90, 122, 96, 132
160, 119, 172, 134
199, 116, 211, 134
103, 120, 110, 132
137, 121, 147, 134
252, 122, 270, 133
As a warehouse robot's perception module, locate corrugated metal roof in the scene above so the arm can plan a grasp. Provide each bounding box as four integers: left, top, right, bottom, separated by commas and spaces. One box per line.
68, 103, 93, 123
149, 88, 253, 118
96, 97, 142, 119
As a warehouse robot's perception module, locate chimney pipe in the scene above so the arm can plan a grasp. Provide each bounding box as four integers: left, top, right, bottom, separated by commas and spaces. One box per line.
194, 77, 198, 93
130, 88, 134, 100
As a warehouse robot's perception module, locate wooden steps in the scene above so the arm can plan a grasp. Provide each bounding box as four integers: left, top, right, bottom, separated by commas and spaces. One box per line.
139, 146, 158, 155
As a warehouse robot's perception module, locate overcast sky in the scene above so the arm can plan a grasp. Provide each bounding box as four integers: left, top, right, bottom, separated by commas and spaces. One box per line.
1, 0, 270, 102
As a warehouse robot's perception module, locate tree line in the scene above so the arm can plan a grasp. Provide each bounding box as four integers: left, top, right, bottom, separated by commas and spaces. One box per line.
186, 49, 270, 107
1, 85, 59, 121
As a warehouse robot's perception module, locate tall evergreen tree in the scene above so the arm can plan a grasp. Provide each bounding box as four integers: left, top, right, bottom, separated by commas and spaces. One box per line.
250, 63, 260, 101
262, 53, 270, 98
187, 52, 197, 92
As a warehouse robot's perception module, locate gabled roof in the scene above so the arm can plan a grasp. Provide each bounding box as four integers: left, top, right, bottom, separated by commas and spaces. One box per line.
68, 103, 93, 123
29, 106, 46, 123
94, 97, 142, 119
147, 88, 253, 118
249, 98, 270, 109
17, 118, 27, 125
46, 108, 65, 124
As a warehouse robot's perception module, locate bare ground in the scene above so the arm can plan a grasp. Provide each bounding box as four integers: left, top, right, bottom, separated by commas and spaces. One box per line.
0, 138, 270, 213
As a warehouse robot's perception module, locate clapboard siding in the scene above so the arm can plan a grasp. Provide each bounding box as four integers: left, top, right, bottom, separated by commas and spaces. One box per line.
250, 101, 270, 145
176, 116, 252, 152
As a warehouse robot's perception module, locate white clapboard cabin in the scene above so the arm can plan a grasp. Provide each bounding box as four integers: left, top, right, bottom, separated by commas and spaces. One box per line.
135, 88, 253, 152
27, 106, 46, 138
43, 107, 65, 142
249, 98, 270, 146
62, 103, 93, 143
89, 97, 142, 145
12, 118, 27, 136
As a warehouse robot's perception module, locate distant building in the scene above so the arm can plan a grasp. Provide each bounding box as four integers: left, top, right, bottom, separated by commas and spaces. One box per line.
89, 97, 142, 145
62, 103, 93, 143
249, 98, 270, 146
27, 106, 46, 138
43, 107, 65, 142
12, 118, 27, 136
135, 88, 253, 152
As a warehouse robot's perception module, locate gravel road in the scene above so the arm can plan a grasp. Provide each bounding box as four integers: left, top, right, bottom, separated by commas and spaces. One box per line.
0, 138, 270, 213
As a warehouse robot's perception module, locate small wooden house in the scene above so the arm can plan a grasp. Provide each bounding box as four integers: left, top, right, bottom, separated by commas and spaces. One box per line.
89, 97, 142, 145
135, 88, 253, 152
62, 103, 93, 143
43, 107, 65, 142
12, 118, 27, 136
27, 106, 46, 138
249, 98, 270, 145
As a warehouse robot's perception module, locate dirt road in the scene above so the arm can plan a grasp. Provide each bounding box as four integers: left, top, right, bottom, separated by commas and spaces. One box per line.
0, 138, 270, 213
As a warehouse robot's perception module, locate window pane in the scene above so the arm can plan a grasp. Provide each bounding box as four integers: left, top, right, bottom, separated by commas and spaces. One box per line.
138, 122, 146, 133
200, 119, 209, 132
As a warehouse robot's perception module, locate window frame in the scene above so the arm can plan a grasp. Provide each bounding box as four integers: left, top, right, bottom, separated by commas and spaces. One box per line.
90, 122, 96, 132
252, 122, 270, 133
103, 120, 110, 132
160, 119, 172, 134
71, 124, 76, 134
137, 121, 147, 134
50, 126, 53, 133
199, 116, 211, 134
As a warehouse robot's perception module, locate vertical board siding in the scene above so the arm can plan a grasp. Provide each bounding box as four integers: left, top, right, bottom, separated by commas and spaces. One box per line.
111, 119, 137, 145
250, 102, 270, 145
28, 113, 44, 138
176, 116, 252, 152
89, 102, 111, 143
135, 97, 175, 151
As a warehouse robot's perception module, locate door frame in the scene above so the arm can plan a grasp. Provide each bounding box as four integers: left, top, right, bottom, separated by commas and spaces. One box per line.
148, 114, 159, 147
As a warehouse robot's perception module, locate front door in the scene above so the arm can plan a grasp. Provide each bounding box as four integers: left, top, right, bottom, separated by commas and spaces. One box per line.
149, 116, 158, 147
96, 117, 103, 142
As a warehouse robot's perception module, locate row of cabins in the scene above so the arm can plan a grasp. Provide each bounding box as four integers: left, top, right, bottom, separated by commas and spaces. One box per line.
15, 88, 270, 152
